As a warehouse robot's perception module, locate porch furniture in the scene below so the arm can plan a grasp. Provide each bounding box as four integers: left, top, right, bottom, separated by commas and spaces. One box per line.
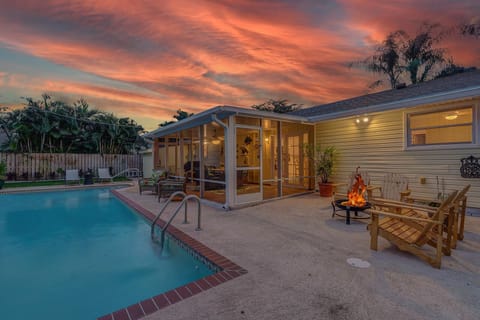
83, 171, 94, 185
139, 178, 158, 194
367, 172, 411, 202
65, 169, 81, 184
367, 191, 457, 268
138, 169, 167, 194
405, 184, 471, 249
98, 168, 113, 182
184, 161, 226, 190
157, 178, 186, 201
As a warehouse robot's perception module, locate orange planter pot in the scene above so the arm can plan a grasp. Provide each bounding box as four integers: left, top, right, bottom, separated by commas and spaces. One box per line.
318, 182, 333, 197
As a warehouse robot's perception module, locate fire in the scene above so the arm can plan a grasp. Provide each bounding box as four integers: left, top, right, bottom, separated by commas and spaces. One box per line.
343, 169, 367, 207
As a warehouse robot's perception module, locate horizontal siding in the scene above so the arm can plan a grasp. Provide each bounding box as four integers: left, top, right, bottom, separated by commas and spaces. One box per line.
315, 100, 480, 208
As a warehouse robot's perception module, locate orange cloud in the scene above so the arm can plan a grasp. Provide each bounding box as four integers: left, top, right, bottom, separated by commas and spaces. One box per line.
0, 0, 479, 131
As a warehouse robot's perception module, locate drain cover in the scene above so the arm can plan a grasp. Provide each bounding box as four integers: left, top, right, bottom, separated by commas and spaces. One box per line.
347, 258, 371, 268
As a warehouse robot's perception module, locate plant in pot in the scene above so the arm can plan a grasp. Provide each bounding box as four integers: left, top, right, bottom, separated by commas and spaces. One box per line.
305, 144, 337, 197
0, 161, 7, 190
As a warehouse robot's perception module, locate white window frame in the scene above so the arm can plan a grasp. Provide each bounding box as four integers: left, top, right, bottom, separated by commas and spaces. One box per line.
403, 102, 479, 150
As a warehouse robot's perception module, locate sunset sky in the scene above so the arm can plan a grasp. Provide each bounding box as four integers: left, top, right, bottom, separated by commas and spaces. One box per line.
1, 0, 479, 131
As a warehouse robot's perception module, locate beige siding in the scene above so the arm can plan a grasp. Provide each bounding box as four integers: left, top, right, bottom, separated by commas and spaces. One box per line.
315, 98, 480, 208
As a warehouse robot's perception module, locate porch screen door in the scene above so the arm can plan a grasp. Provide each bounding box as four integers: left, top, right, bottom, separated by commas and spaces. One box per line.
235, 126, 262, 203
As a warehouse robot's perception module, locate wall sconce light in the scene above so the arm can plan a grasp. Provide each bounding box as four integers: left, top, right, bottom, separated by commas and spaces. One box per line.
264, 137, 269, 143
445, 113, 458, 120
356, 114, 369, 124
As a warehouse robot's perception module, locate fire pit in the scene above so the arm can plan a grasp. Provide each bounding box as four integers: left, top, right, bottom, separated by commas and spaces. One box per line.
331, 167, 371, 224
332, 199, 371, 224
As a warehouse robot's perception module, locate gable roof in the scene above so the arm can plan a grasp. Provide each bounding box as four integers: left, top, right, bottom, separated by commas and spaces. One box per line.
293, 69, 480, 121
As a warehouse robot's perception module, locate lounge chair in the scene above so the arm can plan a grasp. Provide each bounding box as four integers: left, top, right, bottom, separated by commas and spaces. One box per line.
98, 168, 113, 182
367, 172, 411, 202
405, 184, 471, 250
65, 169, 81, 184
367, 191, 458, 268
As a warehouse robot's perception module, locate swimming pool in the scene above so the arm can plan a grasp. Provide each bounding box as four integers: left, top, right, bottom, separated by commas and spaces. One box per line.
0, 188, 214, 319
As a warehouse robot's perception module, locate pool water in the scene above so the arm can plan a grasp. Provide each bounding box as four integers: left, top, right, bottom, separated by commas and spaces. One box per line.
0, 188, 213, 320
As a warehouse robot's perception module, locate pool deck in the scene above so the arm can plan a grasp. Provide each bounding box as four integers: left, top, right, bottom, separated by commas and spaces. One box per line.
113, 187, 480, 320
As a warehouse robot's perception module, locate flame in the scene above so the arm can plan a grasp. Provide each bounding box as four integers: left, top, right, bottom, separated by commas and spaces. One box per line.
343, 170, 367, 207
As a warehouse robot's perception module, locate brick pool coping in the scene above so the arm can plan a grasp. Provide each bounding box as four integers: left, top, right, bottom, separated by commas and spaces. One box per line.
97, 190, 248, 320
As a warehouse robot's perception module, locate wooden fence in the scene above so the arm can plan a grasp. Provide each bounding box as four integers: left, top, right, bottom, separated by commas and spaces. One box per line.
0, 153, 142, 181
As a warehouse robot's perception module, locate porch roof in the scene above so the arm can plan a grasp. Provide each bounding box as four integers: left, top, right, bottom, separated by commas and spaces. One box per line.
147, 105, 310, 138
293, 69, 480, 121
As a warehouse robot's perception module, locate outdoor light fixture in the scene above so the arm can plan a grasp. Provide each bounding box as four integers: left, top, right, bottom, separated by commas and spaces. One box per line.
445, 113, 458, 120
355, 115, 369, 124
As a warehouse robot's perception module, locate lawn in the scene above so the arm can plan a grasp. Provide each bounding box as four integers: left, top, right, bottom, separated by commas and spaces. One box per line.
2, 176, 130, 189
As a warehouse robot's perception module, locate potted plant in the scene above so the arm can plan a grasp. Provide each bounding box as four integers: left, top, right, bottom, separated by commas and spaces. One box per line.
0, 161, 7, 190
305, 144, 337, 197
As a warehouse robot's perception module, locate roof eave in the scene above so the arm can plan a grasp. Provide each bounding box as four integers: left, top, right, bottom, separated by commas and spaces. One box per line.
307, 85, 480, 122
147, 105, 311, 138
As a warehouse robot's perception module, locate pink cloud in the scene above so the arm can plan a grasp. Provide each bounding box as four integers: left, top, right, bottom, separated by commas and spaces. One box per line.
0, 0, 479, 131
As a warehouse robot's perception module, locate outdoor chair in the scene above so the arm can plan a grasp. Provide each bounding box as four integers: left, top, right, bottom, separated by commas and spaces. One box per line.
405, 184, 471, 249
65, 169, 81, 184
157, 177, 186, 202
366, 190, 458, 268
98, 168, 113, 182
367, 172, 411, 202
138, 169, 168, 195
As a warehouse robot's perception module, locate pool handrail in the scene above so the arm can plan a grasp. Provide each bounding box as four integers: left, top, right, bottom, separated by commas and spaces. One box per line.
150, 192, 202, 248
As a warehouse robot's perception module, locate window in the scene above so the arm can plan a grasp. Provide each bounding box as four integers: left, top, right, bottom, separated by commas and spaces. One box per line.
407, 106, 474, 147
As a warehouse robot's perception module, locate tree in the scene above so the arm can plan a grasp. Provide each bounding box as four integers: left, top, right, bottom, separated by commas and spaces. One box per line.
0, 95, 145, 154
350, 31, 405, 89
159, 109, 194, 127
461, 22, 480, 37
402, 23, 446, 84
434, 58, 476, 79
251, 99, 301, 113
352, 23, 448, 88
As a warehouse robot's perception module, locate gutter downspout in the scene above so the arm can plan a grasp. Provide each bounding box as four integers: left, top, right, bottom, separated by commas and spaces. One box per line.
212, 114, 231, 210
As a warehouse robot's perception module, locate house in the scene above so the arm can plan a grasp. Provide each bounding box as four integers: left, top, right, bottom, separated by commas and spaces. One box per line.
148, 69, 480, 210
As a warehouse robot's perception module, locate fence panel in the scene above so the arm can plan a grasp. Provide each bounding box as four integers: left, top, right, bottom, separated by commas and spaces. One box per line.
0, 153, 142, 181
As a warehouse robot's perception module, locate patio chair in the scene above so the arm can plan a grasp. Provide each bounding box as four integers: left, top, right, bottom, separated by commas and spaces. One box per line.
405, 184, 471, 250
367, 190, 458, 268
65, 169, 81, 184
138, 169, 168, 195
98, 168, 113, 182
367, 172, 411, 202
157, 177, 186, 202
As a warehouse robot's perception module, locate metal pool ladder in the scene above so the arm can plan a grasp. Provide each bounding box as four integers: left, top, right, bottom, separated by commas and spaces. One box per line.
150, 191, 202, 248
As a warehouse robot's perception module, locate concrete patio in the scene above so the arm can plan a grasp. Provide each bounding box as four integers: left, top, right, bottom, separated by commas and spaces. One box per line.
117, 187, 480, 320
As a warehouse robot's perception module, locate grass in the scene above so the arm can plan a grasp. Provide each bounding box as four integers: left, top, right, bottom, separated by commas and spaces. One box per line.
2, 176, 130, 189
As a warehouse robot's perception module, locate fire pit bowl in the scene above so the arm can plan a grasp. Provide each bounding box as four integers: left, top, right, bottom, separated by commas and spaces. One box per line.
332, 199, 371, 225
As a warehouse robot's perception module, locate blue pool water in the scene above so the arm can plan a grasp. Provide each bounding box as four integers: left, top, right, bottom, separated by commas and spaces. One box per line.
0, 188, 213, 320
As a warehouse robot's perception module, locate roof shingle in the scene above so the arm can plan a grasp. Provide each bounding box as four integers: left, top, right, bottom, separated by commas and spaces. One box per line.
292, 69, 480, 117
